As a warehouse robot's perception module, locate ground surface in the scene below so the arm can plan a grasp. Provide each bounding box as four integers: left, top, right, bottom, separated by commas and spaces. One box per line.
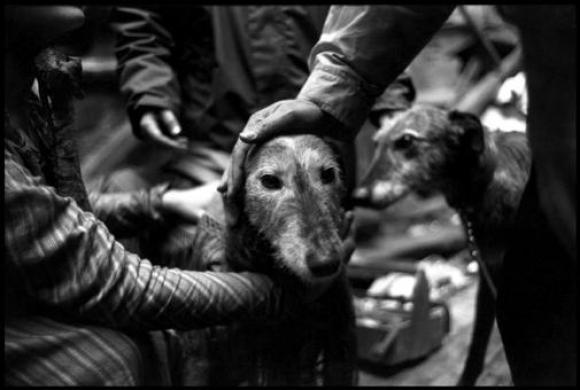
356, 277, 512, 386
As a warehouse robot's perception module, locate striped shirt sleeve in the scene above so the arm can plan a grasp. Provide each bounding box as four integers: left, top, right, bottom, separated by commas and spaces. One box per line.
4, 148, 284, 331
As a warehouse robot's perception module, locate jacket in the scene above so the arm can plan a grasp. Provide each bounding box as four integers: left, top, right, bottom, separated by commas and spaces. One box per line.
112, 6, 329, 152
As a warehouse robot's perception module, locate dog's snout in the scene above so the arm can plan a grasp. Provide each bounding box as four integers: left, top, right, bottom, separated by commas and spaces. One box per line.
306, 251, 341, 277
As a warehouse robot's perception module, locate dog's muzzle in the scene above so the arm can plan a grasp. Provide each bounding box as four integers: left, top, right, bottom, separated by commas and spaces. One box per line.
352, 181, 409, 209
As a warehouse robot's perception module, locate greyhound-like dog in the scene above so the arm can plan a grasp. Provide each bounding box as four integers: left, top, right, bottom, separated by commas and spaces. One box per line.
354, 105, 531, 386
184, 134, 357, 386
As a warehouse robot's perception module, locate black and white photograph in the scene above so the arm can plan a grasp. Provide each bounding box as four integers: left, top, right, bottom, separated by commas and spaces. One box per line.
4, 4, 576, 386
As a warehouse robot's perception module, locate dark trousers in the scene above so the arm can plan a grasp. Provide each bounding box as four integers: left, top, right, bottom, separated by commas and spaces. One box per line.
495, 6, 576, 386
497, 172, 576, 385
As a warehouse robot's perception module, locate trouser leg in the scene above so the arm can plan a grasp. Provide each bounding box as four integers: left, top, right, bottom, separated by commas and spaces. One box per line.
497, 173, 576, 385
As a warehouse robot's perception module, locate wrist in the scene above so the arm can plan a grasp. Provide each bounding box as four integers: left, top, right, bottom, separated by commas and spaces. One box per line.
151, 182, 172, 221
298, 64, 382, 136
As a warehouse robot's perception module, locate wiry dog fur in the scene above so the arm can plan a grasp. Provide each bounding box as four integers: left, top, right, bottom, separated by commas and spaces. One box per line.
223, 134, 357, 385
355, 105, 531, 386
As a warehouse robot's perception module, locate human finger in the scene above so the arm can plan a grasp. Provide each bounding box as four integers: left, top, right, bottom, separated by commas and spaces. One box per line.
140, 113, 183, 149
159, 109, 184, 137
239, 100, 328, 143
219, 138, 252, 199
140, 112, 187, 150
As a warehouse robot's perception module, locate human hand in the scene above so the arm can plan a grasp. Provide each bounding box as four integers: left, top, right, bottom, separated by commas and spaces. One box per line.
138, 109, 189, 150
217, 99, 346, 227
159, 181, 219, 224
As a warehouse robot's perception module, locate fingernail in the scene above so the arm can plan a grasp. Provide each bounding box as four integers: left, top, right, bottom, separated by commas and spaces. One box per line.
240, 132, 255, 142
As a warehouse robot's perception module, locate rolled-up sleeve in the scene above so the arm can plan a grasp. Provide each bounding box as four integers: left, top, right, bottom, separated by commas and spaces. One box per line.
5, 149, 283, 331
298, 5, 455, 131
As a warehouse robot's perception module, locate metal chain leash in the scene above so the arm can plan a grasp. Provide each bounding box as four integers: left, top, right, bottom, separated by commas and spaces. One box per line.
459, 210, 498, 300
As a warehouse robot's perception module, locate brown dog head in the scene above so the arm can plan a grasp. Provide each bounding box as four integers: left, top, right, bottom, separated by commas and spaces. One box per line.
354, 105, 485, 208
229, 135, 347, 298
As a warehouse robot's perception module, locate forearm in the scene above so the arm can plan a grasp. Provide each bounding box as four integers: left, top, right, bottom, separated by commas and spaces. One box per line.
298, 5, 454, 132
5, 155, 283, 331
88, 183, 168, 238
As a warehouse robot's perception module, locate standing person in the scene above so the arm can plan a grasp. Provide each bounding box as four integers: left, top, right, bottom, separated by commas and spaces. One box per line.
4, 6, 300, 386
221, 5, 576, 386
110, 6, 330, 188
111, 5, 414, 189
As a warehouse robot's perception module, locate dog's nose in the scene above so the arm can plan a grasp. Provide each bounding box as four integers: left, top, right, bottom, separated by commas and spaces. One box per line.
306, 251, 341, 277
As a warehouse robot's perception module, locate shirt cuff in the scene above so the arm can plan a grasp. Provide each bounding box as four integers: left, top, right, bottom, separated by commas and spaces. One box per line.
297, 62, 384, 133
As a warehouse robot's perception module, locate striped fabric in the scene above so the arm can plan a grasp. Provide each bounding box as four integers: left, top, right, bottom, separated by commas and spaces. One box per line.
4, 146, 284, 385
6, 316, 144, 385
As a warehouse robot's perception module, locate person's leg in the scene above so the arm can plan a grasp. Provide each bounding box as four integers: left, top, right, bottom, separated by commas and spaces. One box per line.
126, 329, 210, 386
495, 6, 576, 385
5, 317, 170, 386
497, 172, 576, 385
501, 5, 576, 261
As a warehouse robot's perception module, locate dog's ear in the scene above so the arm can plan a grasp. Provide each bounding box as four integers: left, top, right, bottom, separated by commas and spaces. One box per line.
322, 136, 355, 209
448, 110, 484, 154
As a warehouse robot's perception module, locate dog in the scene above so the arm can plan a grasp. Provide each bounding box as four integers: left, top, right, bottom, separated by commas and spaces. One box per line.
191, 134, 357, 385
353, 105, 531, 386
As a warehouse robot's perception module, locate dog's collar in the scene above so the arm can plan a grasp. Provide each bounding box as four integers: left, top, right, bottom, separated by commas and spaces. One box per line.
455, 139, 498, 299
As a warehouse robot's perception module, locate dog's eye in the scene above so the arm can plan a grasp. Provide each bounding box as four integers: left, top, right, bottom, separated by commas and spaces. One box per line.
320, 167, 335, 184
394, 133, 416, 150
260, 174, 283, 190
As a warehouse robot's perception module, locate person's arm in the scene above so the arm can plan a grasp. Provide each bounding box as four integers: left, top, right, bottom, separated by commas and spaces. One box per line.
88, 181, 218, 238
4, 149, 285, 331
88, 183, 168, 238
219, 6, 455, 224
297, 5, 455, 133
110, 6, 187, 149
